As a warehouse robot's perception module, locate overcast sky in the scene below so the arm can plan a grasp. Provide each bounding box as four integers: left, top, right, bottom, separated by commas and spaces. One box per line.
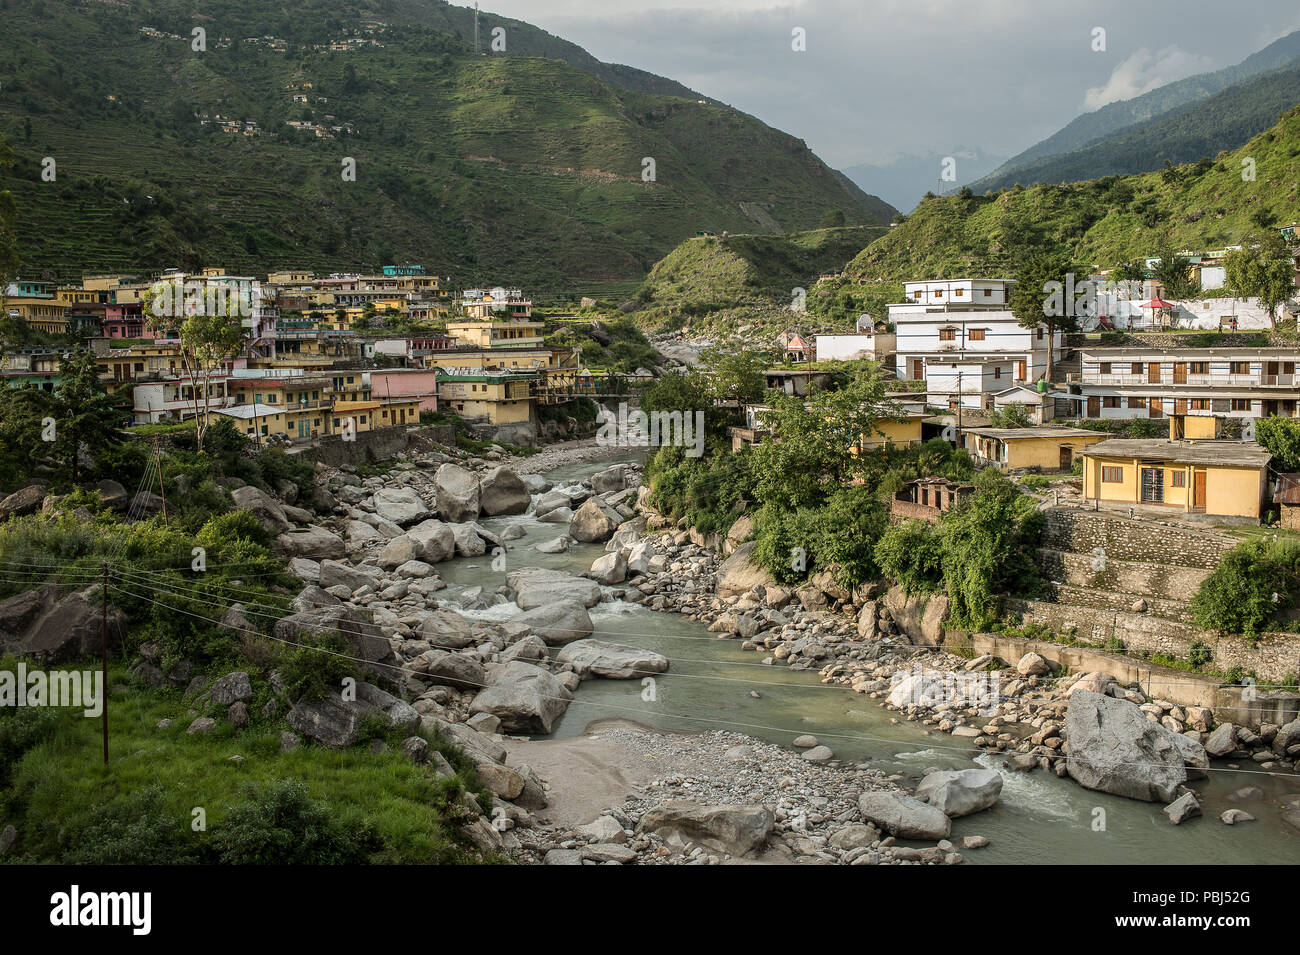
479, 0, 1300, 169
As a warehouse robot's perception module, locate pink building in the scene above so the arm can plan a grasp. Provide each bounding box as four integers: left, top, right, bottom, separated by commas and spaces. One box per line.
367, 368, 438, 413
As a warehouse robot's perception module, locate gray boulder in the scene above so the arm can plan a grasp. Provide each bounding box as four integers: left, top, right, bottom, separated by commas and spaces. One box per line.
372, 486, 430, 526
589, 464, 628, 494
589, 551, 627, 585
508, 568, 602, 610
715, 541, 778, 599
435, 464, 480, 523
480, 467, 531, 516
416, 649, 487, 690
1065, 690, 1187, 802
470, 661, 573, 734
0, 584, 125, 664
449, 522, 487, 558
512, 600, 594, 646
420, 608, 477, 649
405, 519, 457, 564
273, 525, 346, 560
637, 802, 774, 856
915, 768, 1003, 817
287, 682, 419, 748
569, 497, 622, 543
273, 605, 401, 691
317, 559, 382, 593
556, 639, 669, 679
230, 485, 292, 534
856, 791, 951, 839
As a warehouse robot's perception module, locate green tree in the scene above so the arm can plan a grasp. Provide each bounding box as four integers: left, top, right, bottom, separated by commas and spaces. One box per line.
53, 350, 127, 483
1255, 416, 1300, 472
0, 136, 18, 293
1010, 252, 1078, 380
1151, 245, 1200, 299
1224, 231, 1294, 330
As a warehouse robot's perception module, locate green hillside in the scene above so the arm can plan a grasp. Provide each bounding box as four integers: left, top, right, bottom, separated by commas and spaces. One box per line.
833, 105, 1300, 288
974, 65, 1300, 191
0, 0, 894, 291
974, 29, 1300, 189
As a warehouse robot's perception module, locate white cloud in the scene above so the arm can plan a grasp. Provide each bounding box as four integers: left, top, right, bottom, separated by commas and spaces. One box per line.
1081, 46, 1216, 110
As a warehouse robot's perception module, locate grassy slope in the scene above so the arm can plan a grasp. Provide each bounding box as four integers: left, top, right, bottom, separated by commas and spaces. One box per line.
638, 225, 889, 309
0, 0, 893, 291
840, 105, 1300, 284
975, 66, 1300, 191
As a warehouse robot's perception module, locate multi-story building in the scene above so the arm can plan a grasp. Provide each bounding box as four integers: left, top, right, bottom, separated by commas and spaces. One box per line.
1068, 347, 1299, 421
437, 369, 537, 427
4, 281, 70, 335
132, 377, 237, 425
890, 279, 1061, 409
2, 349, 68, 390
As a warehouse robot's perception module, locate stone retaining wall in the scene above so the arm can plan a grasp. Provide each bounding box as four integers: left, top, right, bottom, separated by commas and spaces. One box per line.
1041, 509, 1238, 569
1036, 547, 1213, 600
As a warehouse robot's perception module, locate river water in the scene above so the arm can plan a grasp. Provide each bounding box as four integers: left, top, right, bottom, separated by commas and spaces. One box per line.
436, 453, 1299, 864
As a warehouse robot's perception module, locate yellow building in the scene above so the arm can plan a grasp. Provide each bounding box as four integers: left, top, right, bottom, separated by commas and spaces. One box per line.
330, 398, 421, 435
4, 296, 70, 335
94, 340, 186, 387
446, 318, 545, 349
857, 414, 926, 451
268, 270, 314, 285
961, 426, 1110, 471
212, 403, 289, 440
1080, 439, 1270, 520
437, 372, 537, 425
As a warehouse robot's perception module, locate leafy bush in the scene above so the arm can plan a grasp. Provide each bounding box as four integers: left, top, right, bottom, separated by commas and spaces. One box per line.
874, 520, 944, 594
808, 485, 889, 588
212, 780, 377, 864
1190, 538, 1300, 635
279, 631, 360, 703
59, 785, 202, 864
0, 703, 58, 789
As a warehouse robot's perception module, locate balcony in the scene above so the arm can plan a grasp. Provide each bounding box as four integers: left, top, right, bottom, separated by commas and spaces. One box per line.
1084, 373, 1289, 388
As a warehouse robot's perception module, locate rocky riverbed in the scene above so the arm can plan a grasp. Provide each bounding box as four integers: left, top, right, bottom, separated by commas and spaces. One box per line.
176, 435, 1300, 862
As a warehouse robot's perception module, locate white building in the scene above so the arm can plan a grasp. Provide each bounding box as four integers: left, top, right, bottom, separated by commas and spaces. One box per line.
132, 377, 235, 424
889, 279, 1061, 409
815, 330, 896, 362
1068, 347, 1299, 421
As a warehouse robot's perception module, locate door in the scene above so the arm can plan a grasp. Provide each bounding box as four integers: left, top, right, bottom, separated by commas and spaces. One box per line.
1149, 398, 1163, 418
1059, 446, 1073, 471
1017, 360, 1027, 381
1086, 396, 1100, 417
1193, 471, 1206, 509
1174, 398, 1188, 415
1140, 467, 1164, 503
912, 359, 924, 380
1148, 362, 1161, 383
1173, 363, 1187, 384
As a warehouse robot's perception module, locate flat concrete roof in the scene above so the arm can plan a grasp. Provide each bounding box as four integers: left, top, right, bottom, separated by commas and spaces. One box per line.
1080, 438, 1272, 467
961, 426, 1104, 440
1079, 347, 1300, 358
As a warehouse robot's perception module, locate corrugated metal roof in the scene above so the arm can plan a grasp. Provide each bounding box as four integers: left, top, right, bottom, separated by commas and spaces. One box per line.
1274, 473, 1300, 505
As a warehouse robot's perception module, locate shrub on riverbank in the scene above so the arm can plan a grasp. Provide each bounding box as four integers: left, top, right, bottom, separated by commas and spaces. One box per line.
1190, 537, 1300, 636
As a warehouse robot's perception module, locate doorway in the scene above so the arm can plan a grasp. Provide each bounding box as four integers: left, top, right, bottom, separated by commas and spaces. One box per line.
1141, 467, 1164, 503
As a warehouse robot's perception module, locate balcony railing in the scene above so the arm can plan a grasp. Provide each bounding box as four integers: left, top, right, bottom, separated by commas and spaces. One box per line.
1083, 373, 1293, 387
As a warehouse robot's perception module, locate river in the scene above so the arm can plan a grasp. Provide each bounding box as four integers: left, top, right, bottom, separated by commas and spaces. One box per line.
436, 452, 1299, 864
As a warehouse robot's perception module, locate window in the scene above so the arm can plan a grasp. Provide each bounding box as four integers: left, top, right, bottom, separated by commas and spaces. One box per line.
1128, 397, 1146, 408
1131, 362, 1143, 375
1230, 362, 1249, 375
954, 289, 964, 297
1190, 399, 1210, 411
913, 291, 923, 301
1036, 328, 1044, 340
1103, 396, 1121, 408
939, 328, 957, 341
968, 328, 985, 341
934, 290, 943, 298
993, 367, 1002, 379
1189, 362, 1209, 374
983, 289, 991, 297
1099, 362, 1112, 375
1231, 399, 1251, 411
1101, 467, 1123, 483
1171, 471, 1186, 488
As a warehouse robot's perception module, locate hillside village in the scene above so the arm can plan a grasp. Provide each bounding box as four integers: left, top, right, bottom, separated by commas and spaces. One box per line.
2, 267, 613, 449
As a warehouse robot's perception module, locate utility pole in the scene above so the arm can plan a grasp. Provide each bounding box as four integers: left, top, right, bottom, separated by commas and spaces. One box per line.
100, 562, 109, 766
152, 435, 168, 525
474, 2, 480, 55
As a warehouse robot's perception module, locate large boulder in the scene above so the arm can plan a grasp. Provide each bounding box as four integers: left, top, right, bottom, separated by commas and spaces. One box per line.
480, 467, 531, 516
715, 541, 777, 599
0, 584, 126, 664
637, 802, 774, 856
915, 768, 1003, 817
556, 639, 669, 679
273, 525, 346, 560
507, 568, 602, 610
435, 464, 481, 523
287, 682, 419, 748
470, 661, 573, 733
230, 485, 292, 534
856, 792, 951, 840
449, 522, 487, 558
420, 608, 477, 649
882, 584, 948, 646
376, 535, 419, 570
589, 551, 627, 585
589, 465, 628, 495
317, 559, 382, 593
1064, 690, 1187, 802
724, 515, 754, 555
371, 487, 429, 526
569, 498, 622, 543
405, 519, 457, 564
273, 605, 401, 691
512, 601, 594, 646
94, 479, 129, 511
1203, 722, 1237, 757
415, 649, 488, 689
0, 485, 47, 521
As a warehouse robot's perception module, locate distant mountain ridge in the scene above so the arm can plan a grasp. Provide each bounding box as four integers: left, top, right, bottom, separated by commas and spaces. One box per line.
973, 29, 1300, 191
0, 0, 895, 291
